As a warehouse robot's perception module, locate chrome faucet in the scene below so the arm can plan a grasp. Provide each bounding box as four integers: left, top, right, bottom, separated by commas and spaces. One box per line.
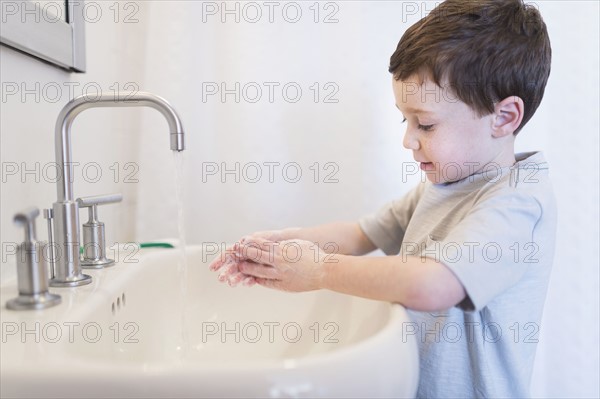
49, 92, 185, 287
7, 207, 61, 310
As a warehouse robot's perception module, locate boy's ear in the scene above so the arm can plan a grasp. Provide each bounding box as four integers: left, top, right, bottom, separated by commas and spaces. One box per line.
491, 96, 524, 137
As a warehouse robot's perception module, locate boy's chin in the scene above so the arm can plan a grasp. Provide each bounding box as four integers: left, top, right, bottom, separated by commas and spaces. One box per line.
425, 171, 460, 185
426, 174, 444, 184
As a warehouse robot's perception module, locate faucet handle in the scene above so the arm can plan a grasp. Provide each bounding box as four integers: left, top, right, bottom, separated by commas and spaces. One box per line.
13, 207, 40, 243
76, 193, 123, 268
77, 193, 123, 209
77, 193, 123, 224
6, 207, 61, 311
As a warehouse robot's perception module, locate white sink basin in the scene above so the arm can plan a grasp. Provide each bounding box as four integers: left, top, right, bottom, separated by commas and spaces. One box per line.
0, 245, 418, 398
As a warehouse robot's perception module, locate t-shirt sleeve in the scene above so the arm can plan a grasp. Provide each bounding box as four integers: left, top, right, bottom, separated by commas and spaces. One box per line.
427, 190, 543, 311
358, 182, 426, 255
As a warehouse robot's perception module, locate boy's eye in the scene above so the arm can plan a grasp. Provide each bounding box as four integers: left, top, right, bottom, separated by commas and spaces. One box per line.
418, 124, 434, 132
401, 117, 407, 123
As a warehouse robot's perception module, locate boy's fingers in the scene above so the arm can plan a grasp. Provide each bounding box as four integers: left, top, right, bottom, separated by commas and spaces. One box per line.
242, 276, 256, 287
236, 247, 276, 266
255, 277, 280, 289
212, 256, 235, 272
227, 272, 245, 287
238, 236, 274, 250
238, 261, 280, 279
209, 244, 245, 271
217, 262, 238, 282
208, 257, 226, 271
234, 238, 279, 266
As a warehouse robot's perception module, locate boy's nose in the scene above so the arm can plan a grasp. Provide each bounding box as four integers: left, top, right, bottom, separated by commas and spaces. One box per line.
403, 130, 420, 150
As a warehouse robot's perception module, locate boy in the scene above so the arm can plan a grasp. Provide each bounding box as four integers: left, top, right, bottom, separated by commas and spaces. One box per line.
209, 0, 555, 397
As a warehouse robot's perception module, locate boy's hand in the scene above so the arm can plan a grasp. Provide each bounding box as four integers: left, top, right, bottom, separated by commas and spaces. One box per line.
208, 227, 333, 288
241, 227, 301, 243
207, 228, 301, 287
232, 236, 329, 292
207, 244, 257, 287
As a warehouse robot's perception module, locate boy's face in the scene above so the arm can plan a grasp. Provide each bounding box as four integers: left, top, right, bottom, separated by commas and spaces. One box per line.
392, 75, 514, 184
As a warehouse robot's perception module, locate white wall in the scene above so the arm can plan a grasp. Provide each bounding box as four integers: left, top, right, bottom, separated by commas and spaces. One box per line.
0, 1, 152, 282
1, 1, 598, 397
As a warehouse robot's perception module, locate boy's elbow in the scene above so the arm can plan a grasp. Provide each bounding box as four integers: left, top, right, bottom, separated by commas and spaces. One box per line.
400, 258, 467, 312
351, 223, 377, 255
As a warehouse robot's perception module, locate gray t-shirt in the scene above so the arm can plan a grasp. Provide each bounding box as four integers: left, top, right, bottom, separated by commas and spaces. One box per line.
359, 152, 557, 398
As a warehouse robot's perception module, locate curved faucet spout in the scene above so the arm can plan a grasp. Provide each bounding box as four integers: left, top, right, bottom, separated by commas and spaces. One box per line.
49, 92, 185, 288
55, 91, 185, 202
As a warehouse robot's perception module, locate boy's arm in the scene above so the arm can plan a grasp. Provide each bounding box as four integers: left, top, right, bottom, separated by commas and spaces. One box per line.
208, 223, 376, 283
248, 222, 377, 256
236, 237, 466, 312
322, 254, 466, 311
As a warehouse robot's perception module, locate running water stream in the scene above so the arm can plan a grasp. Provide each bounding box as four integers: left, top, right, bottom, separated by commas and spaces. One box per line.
173, 151, 189, 357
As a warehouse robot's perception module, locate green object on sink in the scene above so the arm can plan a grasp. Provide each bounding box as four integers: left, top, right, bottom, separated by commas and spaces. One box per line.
79, 242, 175, 254
139, 242, 175, 249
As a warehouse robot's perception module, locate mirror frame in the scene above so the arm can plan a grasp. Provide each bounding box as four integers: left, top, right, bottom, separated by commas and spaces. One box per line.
0, 0, 86, 72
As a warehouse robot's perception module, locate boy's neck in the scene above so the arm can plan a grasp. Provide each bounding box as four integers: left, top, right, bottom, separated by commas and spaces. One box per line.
489, 141, 517, 169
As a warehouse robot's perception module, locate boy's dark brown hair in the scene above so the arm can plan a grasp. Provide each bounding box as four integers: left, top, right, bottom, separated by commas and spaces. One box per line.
389, 0, 551, 134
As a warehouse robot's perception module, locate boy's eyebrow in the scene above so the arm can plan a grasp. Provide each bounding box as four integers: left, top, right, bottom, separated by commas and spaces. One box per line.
395, 103, 433, 115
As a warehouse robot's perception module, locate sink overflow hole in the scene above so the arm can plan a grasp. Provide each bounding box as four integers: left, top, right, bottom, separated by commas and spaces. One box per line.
111, 292, 126, 315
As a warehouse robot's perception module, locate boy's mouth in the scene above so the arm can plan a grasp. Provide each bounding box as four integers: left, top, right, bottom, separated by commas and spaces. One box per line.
420, 162, 435, 171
